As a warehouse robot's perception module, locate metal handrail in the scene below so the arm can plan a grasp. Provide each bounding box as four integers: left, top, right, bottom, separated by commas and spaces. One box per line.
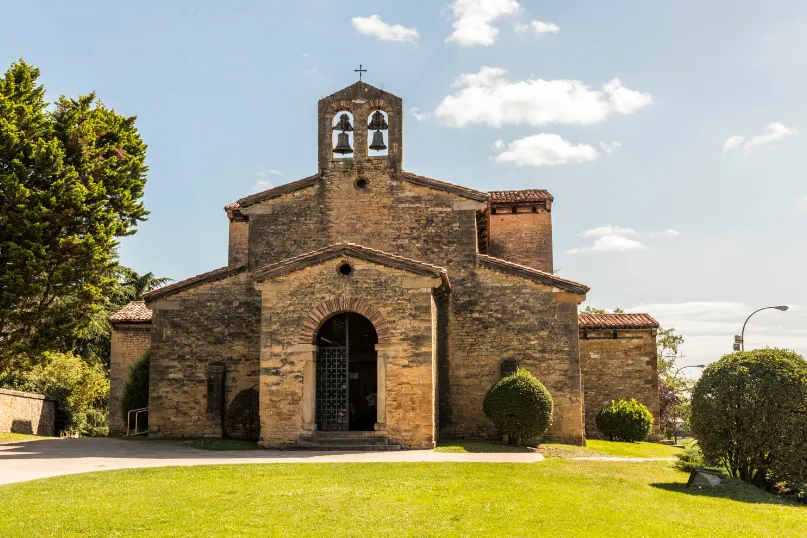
126, 407, 149, 437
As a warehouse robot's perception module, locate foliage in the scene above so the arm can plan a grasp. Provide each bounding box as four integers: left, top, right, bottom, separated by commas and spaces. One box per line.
674, 444, 707, 473
225, 388, 260, 440
595, 399, 654, 442
0, 351, 108, 435
691, 348, 807, 490
580, 306, 624, 314
483, 368, 553, 445
657, 327, 684, 380
120, 349, 150, 431
0, 60, 148, 371
658, 379, 682, 437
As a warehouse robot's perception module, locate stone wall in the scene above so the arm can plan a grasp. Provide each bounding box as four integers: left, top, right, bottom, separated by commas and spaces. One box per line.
488, 203, 553, 273
579, 329, 660, 438
147, 272, 261, 438
0, 388, 56, 436
254, 257, 438, 449
228, 216, 249, 265
441, 267, 585, 444
109, 323, 152, 435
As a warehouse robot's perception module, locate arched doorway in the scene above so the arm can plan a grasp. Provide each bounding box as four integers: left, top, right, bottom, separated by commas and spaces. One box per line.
316, 312, 378, 431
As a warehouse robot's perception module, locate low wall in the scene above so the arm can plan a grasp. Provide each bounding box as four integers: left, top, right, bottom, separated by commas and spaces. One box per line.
0, 388, 56, 436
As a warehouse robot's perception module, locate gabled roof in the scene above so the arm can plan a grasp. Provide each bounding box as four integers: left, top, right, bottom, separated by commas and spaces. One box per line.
251, 242, 450, 289
142, 263, 247, 301
109, 301, 152, 324
225, 174, 319, 211
400, 172, 489, 202
578, 313, 659, 330
489, 190, 553, 203
476, 254, 590, 295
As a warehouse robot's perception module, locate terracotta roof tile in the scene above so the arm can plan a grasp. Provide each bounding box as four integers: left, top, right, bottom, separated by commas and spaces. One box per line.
476, 255, 590, 295
109, 301, 152, 323
225, 174, 319, 211
142, 263, 247, 301
400, 171, 489, 202
578, 313, 659, 329
489, 190, 553, 203
252, 243, 450, 289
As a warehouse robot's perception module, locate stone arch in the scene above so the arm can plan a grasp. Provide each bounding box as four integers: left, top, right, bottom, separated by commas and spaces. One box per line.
298, 297, 392, 344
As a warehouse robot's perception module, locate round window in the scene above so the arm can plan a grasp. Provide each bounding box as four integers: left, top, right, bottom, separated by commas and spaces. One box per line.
338, 262, 353, 276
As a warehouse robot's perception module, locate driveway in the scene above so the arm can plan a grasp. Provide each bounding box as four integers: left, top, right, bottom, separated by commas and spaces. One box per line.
0, 438, 543, 486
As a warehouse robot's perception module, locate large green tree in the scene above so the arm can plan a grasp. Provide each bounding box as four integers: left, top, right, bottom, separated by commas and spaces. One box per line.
0, 60, 147, 371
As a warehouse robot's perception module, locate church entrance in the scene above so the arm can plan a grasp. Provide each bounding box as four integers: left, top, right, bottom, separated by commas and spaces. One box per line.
315, 312, 378, 431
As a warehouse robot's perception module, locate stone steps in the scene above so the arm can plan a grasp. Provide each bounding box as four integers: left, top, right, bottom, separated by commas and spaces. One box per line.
296, 432, 402, 451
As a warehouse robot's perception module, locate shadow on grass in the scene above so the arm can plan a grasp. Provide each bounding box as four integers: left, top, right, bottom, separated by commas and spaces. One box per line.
650, 480, 802, 506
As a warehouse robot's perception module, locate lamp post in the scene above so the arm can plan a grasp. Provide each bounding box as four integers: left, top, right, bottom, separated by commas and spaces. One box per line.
672, 365, 705, 445
740, 306, 789, 352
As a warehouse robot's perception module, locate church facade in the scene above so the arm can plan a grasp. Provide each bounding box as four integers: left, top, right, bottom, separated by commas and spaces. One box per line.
109, 81, 660, 449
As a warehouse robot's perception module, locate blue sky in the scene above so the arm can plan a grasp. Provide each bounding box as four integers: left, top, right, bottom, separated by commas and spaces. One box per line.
3, 0, 805, 368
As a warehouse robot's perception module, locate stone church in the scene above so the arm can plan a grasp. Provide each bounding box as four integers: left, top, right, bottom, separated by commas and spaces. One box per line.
109, 81, 660, 449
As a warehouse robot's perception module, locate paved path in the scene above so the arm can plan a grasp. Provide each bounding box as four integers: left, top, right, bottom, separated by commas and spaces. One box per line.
0, 438, 543, 486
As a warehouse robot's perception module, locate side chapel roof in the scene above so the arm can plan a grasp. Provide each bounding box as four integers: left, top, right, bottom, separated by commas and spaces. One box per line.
578, 313, 659, 329
109, 301, 152, 323
489, 190, 553, 203
476, 254, 590, 295
142, 263, 248, 301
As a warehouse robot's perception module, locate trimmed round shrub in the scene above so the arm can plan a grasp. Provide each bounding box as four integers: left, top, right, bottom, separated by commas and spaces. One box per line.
483, 368, 553, 445
225, 388, 260, 440
691, 348, 807, 489
596, 399, 653, 442
120, 349, 150, 432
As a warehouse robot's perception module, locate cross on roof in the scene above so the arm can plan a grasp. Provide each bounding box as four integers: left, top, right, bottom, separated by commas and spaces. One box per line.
354, 64, 367, 81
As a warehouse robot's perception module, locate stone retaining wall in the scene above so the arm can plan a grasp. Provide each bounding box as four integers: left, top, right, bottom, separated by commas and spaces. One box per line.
0, 388, 56, 436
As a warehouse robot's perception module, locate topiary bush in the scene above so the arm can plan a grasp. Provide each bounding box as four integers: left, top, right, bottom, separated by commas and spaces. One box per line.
483, 368, 553, 445
225, 388, 260, 440
120, 349, 150, 432
596, 399, 654, 442
691, 348, 807, 490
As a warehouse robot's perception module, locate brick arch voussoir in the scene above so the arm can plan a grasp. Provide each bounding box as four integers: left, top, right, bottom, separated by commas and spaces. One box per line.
298, 297, 391, 345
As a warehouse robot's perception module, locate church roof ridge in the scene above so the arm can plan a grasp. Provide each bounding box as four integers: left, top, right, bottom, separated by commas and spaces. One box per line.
476, 254, 590, 295
400, 171, 488, 201
489, 189, 554, 203
251, 242, 450, 288
142, 263, 248, 302
578, 313, 659, 329
109, 300, 152, 324
225, 174, 320, 211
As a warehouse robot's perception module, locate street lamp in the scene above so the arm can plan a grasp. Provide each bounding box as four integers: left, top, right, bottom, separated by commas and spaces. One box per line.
672, 365, 705, 446
740, 305, 789, 352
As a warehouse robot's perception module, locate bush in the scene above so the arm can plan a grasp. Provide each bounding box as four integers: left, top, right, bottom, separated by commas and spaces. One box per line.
3, 351, 109, 436
596, 399, 654, 442
674, 444, 707, 473
483, 368, 553, 445
120, 349, 150, 432
691, 348, 807, 490
225, 388, 260, 440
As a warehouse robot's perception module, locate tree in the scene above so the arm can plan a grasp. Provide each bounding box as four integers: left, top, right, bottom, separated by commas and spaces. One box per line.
581, 306, 624, 314
691, 348, 807, 489
483, 368, 554, 445
657, 327, 684, 380
0, 60, 148, 371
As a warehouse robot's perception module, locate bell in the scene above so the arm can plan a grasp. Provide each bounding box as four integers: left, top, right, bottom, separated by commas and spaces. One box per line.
369, 130, 387, 151
333, 132, 353, 154
333, 113, 353, 132
368, 110, 388, 131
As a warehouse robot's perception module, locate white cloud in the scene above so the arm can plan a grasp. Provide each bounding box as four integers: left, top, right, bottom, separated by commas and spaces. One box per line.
568, 225, 680, 254
796, 196, 807, 211
410, 107, 430, 121
624, 302, 806, 368
445, 0, 521, 46
493, 139, 505, 150
254, 168, 286, 179
600, 141, 622, 154
723, 123, 798, 155
495, 133, 599, 167
352, 15, 419, 44
435, 67, 652, 127
250, 179, 274, 194
515, 20, 559, 35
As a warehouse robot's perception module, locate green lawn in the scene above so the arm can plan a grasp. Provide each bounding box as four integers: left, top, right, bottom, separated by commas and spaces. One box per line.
0, 460, 802, 537
434, 440, 535, 453
0, 433, 50, 444
438, 439, 681, 459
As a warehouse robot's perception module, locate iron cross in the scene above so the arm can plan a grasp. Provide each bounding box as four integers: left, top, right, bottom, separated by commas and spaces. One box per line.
355, 64, 367, 81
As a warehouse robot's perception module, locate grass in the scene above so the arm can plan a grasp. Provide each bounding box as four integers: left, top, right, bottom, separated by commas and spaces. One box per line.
0, 460, 802, 537
437, 439, 681, 458
0, 433, 49, 444
434, 440, 535, 453
189, 438, 259, 451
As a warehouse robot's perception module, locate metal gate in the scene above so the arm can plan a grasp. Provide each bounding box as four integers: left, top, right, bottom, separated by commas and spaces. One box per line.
315, 346, 348, 431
